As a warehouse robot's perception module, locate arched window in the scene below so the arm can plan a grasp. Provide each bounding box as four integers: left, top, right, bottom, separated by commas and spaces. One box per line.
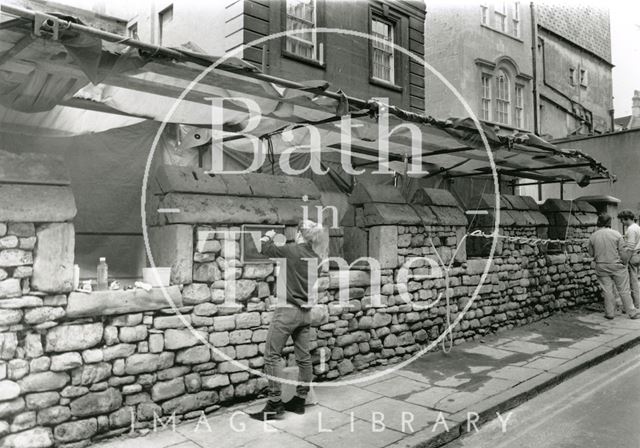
495, 70, 510, 124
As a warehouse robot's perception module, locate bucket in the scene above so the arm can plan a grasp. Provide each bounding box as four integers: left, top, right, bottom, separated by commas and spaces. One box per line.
142, 267, 171, 287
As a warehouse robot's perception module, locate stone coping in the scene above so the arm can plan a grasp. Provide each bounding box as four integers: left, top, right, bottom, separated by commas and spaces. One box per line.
66, 286, 183, 318
154, 165, 321, 200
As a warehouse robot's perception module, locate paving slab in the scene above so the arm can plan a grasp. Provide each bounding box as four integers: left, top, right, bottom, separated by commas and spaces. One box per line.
487, 365, 542, 382
459, 345, 514, 360
497, 340, 549, 354
305, 419, 405, 448
269, 405, 349, 438
364, 375, 433, 398
432, 391, 486, 413
349, 397, 443, 432
405, 387, 457, 408
314, 384, 381, 411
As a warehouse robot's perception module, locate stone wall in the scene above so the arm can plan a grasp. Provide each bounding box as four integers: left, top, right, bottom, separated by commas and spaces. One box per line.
0, 151, 78, 447
0, 166, 603, 447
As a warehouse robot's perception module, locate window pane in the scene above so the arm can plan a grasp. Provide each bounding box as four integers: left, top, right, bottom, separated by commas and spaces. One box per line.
286, 0, 317, 59
371, 17, 394, 83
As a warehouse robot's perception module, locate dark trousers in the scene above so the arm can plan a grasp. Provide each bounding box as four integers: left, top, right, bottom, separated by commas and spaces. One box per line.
264, 306, 312, 402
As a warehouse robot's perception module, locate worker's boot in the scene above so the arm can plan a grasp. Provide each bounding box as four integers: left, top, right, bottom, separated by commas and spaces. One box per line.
248, 400, 284, 421
283, 395, 306, 414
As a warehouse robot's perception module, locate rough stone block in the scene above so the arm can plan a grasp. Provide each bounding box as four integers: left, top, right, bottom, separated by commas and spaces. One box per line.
45, 324, 103, 353
368, 226, 398, 269
182, 283, 211, 305
164, 329, 206, 350
363, 203, 421, 226
0, 427, 53, 448
23, 307, 65, 325
0, 279, 21, 299
541, 198, 573, 212
125, 353, 173, 375
53, 418, 97, 442
65, 286, 183, 318
429, 206, 467, 226
31, 223, 74, 293
0, 150, 69, 186
176, 346, 210, 364
0, 250, 32, 268
0, 309, 22, 326
148, 224, 193, 285
160, 391, 218, 415
411, 188, 460, 207
71, 363, 111, 386
151, 378, 185, 402
19, 372, 69, 393
69, 388, 122, 417
0, 185, 76, 222
0, 380, 19, 401
50, 353, 82, 372
160, 193, 279, 224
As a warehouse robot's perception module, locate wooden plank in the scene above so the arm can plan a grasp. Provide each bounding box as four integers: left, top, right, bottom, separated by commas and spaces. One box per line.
409, 61, 425, 76
0, 184, 76, 222
409, 28, 425, 45
0, 150, 69, 185
244, 14, 270, 35
66, 286, 183, 318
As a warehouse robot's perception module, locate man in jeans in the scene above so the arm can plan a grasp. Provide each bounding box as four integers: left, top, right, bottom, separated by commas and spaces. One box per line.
588, 214, 640, 320
617, 209, 640, 308
249, 220, 322, 421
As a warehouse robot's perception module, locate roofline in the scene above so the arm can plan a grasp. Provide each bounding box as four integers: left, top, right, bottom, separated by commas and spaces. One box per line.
537, 26, 613, 67
551, 126, 640, 144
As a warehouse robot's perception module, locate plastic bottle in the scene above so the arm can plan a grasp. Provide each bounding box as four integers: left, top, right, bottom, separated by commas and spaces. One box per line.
97, 257, 108, 291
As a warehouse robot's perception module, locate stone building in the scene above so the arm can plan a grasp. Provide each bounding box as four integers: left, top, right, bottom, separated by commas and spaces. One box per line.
125, 0, 427, 114
424, 2, 613, 140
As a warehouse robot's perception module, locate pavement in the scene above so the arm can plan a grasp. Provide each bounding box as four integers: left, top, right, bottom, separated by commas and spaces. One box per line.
446, 343, 640, 448
95, 307, 640, 448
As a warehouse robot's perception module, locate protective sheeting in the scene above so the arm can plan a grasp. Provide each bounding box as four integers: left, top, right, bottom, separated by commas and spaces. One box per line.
0, 6, 615, 186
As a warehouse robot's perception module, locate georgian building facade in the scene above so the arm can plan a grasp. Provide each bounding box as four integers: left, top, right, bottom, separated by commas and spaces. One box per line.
424, 1, 613, 140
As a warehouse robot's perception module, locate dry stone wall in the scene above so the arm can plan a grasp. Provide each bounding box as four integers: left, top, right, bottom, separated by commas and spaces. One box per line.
0, 165, 605, 447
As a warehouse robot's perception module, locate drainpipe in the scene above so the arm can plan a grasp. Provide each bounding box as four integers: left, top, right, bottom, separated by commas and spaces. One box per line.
530, 2, 539, 135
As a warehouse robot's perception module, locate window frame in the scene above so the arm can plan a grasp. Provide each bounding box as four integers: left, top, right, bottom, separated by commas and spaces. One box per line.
481, 74, 492, 121
494, 1, 507, 33
281, 0, 326, 68
127, 22, 138, 40
514, 83, 524, 128
370, 15, 396, 85
368, 7, 404, 91
158, 4, 173, 45
512, 2, 520, 38
480, 3, 489, 26
579, 69, 588, 87
569, 68, 576, 86
495, 69, 511, 125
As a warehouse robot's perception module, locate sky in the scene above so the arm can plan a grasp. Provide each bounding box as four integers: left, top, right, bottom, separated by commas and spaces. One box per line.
609, 2, 640, 116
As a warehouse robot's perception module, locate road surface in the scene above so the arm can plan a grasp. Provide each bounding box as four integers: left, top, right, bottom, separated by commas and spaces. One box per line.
445, 344, 640, 448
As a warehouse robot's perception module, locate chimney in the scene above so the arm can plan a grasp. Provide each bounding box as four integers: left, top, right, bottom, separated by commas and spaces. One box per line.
633, 90, 640, 118
630, 90, 640, 129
